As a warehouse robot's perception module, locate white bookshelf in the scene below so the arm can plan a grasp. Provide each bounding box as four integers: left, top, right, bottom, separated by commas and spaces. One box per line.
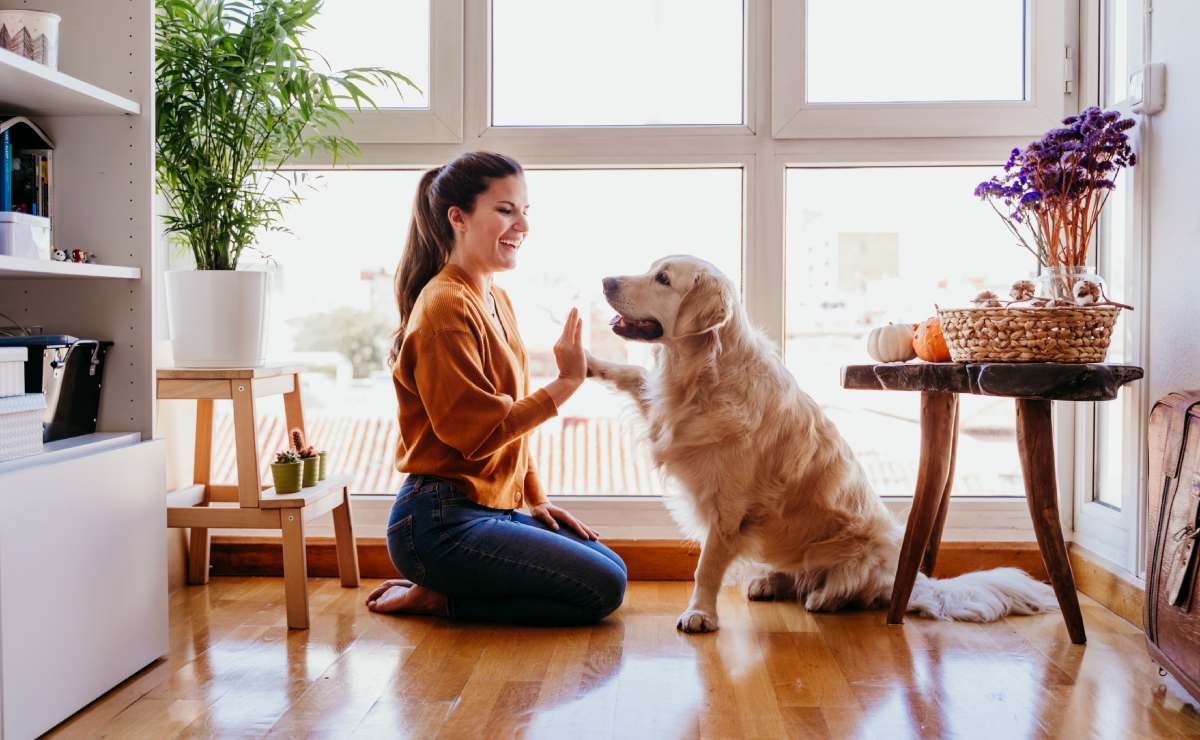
0, 3, 165, 738
0, 254, 141, 279
0, 48, 139, 116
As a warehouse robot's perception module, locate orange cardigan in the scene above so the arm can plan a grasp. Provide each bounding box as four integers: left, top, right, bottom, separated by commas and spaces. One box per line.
392, 264, 557, 509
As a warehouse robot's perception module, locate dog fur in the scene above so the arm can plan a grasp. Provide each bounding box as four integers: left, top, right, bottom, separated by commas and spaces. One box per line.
588, 256, 1058, 633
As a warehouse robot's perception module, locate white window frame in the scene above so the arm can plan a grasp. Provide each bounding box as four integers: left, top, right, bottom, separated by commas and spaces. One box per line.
771, 0, 1069, 139
334, 0, 464, 144
267, 0, 1084, 542
1070, 0, 1150, 577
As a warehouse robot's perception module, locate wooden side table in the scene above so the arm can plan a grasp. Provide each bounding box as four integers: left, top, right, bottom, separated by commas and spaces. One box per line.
158, 365, 360, 629
841, 362, 1144, 644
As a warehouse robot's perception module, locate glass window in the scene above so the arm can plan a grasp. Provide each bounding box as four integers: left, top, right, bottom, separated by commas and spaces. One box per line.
1094, 176, 1128, 509
216, 168, 742, 496
491, 0, 743, 126
786, 167, 1033, 497
307, 0, 430, 109
1104, 0, 1130, 106
805, 0, 1026, 104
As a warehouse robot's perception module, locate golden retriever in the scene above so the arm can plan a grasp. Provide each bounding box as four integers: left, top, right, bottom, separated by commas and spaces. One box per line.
587, 255, 1057, 633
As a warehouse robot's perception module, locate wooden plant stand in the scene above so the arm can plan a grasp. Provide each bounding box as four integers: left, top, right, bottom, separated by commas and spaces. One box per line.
158, 366, 360, 629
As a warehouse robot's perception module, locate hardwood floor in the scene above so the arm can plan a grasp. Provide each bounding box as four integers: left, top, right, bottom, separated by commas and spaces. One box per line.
49, 578, 1200, 739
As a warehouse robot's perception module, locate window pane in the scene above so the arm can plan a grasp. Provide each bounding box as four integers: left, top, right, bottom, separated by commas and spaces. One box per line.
503, 169, 743, 494
786, 167, 1034, 497
806, 0, 1026, 104
1104, 0, 1130, 106
307, 0, 430, 109
222, 169, 741, 496
492, 0, 743, 126
1095, 176, 1129, 508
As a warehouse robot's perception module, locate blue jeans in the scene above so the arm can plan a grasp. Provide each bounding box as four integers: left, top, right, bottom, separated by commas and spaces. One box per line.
386, 474, 628, 625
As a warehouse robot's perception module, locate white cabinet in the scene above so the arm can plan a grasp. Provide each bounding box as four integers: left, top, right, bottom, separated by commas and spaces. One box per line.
0, 439, 166, 739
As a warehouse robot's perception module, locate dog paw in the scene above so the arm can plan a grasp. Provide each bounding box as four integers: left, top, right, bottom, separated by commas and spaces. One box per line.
584, 351, 602, 379
803, 590, 839, 613
747, 573, 795, 601
676, 609, 719, 633
747, 576, 777, 601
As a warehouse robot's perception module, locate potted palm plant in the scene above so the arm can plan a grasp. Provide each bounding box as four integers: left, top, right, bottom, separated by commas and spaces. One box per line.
155, 0, 416, 367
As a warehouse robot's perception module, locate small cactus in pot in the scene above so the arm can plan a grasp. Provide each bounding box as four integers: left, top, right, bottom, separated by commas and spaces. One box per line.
291, 428, 319, 487
271, 449, 303, 494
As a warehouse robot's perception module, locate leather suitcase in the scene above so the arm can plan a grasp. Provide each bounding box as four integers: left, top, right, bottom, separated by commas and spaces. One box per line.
1146, 390, 1200, 702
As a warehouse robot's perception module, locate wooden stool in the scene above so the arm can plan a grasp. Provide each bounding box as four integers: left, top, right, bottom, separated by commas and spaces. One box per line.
841, 362, 1143, 644
158, 366, 360, 629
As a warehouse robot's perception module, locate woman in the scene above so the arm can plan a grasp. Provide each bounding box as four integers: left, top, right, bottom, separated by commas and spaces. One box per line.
366, 151, 627, 625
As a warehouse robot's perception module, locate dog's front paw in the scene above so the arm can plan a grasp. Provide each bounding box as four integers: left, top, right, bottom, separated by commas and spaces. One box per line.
676, 608, 719, 633
585, 351, 603, 379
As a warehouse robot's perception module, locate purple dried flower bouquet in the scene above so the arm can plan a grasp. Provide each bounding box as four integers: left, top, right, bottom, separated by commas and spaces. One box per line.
975, 107, 1136, 271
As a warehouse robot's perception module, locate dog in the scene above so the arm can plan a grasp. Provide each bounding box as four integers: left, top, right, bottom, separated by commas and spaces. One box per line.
587, 255, 1058, 633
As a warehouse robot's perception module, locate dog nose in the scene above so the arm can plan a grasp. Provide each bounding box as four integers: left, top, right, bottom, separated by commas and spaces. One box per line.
602, 277, 619, 294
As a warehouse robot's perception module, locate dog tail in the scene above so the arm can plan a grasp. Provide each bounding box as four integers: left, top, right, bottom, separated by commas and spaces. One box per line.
906, 568, 1059, 622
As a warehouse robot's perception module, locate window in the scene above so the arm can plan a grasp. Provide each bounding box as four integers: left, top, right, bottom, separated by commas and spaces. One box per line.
505, 168, 742, 494
308, 0, 431, 109
773, 0, 1069, 138
805, 0, 1025, 104
1071, 0, 1147, 574
786, 167, 1030, 498
491, 0, 744, 126
321, 0, 463, 143
170, 1, 1084, 540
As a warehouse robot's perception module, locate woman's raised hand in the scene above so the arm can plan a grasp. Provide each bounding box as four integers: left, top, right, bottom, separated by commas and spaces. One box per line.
553, 307, 586, 385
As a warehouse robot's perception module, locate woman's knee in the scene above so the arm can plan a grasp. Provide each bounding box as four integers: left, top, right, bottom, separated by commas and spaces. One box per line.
587, 558, 628, 619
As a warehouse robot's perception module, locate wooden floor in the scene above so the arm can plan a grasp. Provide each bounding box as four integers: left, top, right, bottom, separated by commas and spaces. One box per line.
49, 578, 1200, 739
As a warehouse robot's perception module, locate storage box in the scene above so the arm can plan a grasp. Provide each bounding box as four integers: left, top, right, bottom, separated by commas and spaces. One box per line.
0, 346, 25, 397
0, 10, 61, 69
0, 336, 111, 441
0, 211, 50, 260
0, 392, 45, 462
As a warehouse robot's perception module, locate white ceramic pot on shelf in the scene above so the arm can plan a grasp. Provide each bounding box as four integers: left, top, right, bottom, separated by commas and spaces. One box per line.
0, 10, 61, 69
165, 270, 269, 368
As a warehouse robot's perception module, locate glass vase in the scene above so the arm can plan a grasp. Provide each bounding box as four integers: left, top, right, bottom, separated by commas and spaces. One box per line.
1036, 266, 1107, 304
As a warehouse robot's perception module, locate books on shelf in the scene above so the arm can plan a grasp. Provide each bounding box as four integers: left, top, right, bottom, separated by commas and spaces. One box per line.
0, 116, 52, 258
0, 117, 52, 218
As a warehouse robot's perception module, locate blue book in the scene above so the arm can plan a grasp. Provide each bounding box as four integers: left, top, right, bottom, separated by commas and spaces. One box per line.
1, 128, 10, 212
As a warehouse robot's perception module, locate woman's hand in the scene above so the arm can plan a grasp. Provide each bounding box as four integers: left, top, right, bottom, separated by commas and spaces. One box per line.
553, 307, 586, 384
531, 502, 599, 541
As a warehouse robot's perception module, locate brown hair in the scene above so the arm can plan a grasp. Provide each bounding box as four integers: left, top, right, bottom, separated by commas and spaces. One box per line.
388, 151, 524, 365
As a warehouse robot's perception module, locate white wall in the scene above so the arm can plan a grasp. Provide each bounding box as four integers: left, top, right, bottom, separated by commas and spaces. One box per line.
1147, 1, 1200, 399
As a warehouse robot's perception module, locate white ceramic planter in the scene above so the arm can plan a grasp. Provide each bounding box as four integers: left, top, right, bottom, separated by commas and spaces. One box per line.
165, 270, 268, 368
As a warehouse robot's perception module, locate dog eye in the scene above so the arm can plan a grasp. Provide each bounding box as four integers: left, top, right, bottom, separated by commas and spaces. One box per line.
655, 271, 670, 286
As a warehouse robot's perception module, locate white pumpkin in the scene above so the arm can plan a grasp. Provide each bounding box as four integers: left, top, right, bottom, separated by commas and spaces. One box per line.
867, 323, 917, 363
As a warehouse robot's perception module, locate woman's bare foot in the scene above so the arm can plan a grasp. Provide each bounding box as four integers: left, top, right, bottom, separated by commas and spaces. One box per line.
365, 579, 448, 616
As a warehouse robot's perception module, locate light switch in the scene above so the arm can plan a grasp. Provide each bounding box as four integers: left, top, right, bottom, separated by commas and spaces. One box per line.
1130, 63, 1166, 115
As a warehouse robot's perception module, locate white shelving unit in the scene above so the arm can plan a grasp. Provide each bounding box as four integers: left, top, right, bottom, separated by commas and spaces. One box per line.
0, 3, 165, 738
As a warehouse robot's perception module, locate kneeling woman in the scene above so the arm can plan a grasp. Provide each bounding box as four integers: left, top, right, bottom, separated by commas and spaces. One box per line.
367, 151, 627, 625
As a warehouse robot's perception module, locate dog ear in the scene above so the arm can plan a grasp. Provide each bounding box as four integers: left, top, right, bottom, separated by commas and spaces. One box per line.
675, 271, 734, 337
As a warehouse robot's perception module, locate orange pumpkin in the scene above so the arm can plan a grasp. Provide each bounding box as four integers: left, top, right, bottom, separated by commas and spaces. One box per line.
913, 317, 951, 362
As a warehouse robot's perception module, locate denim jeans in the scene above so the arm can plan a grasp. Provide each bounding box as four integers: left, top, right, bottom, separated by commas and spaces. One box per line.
386, 474, 628, 625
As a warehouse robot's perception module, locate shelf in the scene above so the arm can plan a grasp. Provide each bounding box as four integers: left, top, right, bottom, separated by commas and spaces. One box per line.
0, 255, 141, 279
0, 49, 139, 116
0, 432, 141, 475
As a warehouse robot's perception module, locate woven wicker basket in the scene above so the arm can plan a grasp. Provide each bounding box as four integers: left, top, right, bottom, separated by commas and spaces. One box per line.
937, 305, 1120, 363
